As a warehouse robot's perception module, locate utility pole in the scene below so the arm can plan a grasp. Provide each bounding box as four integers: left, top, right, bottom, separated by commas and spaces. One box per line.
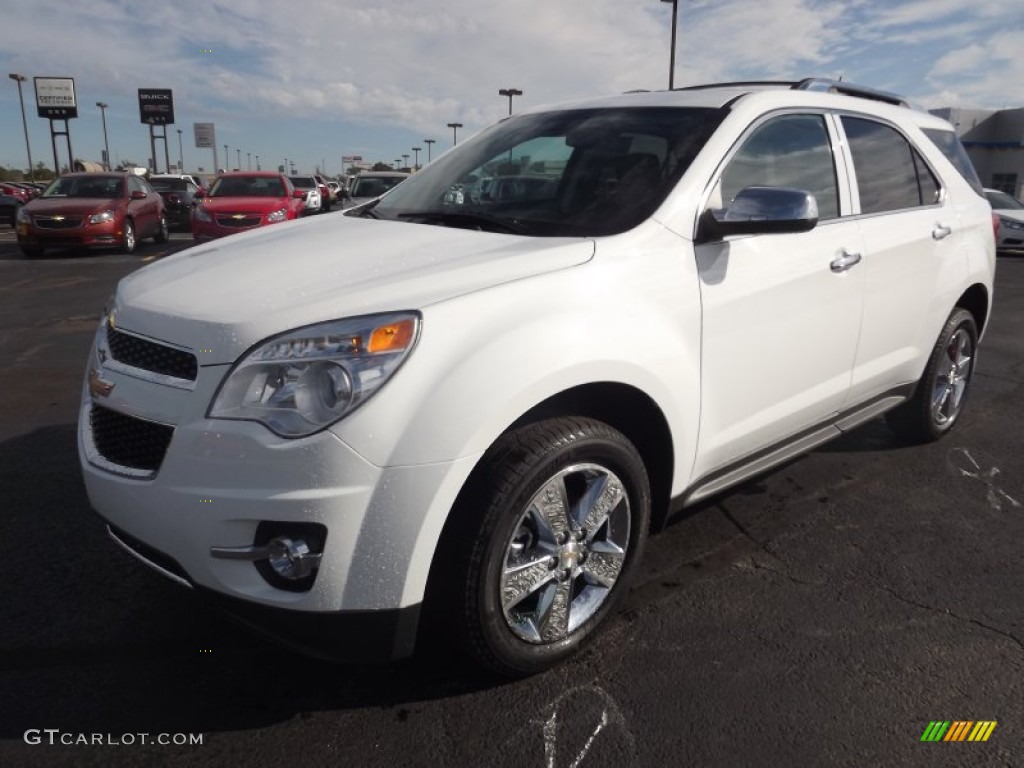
96, 102, 111, 171
424, 138, 435, 163
9, 74, 35, 180
660, 0, 679, 89
447, 122, 463, 146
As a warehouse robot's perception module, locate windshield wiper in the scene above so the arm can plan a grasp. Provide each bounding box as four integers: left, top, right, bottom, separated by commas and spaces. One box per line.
396, 210, 529, 235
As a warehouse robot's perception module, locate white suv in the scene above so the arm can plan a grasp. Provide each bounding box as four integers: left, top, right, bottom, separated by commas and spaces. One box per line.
79, 79, 995, 676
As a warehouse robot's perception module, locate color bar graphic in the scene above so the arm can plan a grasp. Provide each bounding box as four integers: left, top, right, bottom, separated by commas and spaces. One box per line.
920, 721, 996, 742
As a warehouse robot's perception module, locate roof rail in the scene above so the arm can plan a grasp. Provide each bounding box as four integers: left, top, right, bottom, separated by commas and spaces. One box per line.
793, 78, 909, 108
672, 80, 796, 92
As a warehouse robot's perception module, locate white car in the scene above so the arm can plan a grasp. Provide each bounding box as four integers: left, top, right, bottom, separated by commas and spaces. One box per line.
984, 188, 1024, 252
80, 79, 995, 676
288, 175, 322, 214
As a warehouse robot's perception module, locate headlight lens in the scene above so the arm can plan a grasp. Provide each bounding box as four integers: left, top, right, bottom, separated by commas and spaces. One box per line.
209, 312, 420, 437
88, 210, 116, 225
999, 216, 1024, 231
195, 205, 212, 222
266, 208, 287, 223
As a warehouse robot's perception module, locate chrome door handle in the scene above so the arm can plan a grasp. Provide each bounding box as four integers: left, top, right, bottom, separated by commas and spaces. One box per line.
830, 249, 861, 272
932, 223, 952, 240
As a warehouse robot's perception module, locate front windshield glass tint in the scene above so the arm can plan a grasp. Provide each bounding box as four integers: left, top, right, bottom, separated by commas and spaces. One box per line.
289, 176, 316, 188
986, 189, 1023, 209
151, 179, 187, 191
369, 106, 726, 236
210, 176, 286, 197
43, 176, 124, 198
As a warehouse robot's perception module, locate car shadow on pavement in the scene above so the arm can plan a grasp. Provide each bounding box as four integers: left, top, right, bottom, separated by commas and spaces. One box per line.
0, 424, 502, 740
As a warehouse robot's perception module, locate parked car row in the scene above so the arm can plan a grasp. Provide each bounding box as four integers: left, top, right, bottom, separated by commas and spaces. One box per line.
984, 188, 1024, 253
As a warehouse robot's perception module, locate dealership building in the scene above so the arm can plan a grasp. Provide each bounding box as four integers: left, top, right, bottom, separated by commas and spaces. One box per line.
931, 107, 1024, 198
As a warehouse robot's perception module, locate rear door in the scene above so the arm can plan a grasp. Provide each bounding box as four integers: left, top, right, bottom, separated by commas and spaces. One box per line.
837, 116, 959, 405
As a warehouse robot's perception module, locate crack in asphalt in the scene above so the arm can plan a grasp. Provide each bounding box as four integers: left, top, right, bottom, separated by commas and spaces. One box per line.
877, 584, 1024, 654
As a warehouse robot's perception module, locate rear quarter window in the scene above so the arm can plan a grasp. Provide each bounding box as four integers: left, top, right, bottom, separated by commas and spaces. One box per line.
922, 128, 985, 197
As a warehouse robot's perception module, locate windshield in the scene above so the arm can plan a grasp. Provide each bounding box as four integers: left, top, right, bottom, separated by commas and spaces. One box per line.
350, 175, 407, 198
151, 179, 188, 192
209, 176, 286, 197
43, 176, 124, 198
986, 189, 1024, 210
366, 107, 725, 236
289, 176, 316, 188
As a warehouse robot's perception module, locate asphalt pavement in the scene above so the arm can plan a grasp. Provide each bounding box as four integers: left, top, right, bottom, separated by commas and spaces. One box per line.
0, 225, 1021, 767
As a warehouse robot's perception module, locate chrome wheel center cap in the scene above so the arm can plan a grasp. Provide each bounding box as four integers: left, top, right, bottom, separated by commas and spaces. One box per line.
558, 540, 582, 571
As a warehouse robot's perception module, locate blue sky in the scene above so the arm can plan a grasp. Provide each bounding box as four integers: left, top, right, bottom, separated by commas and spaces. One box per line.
3, 0, 1022, 177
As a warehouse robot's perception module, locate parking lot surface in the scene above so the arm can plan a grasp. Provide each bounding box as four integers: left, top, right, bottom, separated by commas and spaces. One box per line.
0, 229, 1021, 767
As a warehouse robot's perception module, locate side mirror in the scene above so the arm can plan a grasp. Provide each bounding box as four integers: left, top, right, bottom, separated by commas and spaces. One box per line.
699, 186, 818, 242
130, 190, 147, 200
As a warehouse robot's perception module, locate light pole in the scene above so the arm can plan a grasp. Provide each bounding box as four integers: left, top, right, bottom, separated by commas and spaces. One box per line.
412, 146, 421, 170
224, 144, 229, 171
256, 154, 260, 170
96, 102, 111, 171
498, 87, 523, 115
9, 74, 34, 180
176, 128, 184, 173
402, 153, 409, 171
447, 122, 463, 146
424, 138, 435, 163
236, 148, 241, 169
395, 158, 402, 169
247, 152, 251, 170
660, 0, 679, 90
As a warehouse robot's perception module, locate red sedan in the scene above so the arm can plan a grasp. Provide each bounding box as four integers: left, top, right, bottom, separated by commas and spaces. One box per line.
17, 173, 166, 258
192, 172, 306, 241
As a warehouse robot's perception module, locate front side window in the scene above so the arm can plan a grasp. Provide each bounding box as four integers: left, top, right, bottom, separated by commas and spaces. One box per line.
368, 106, 727, 236
719, 114, 839, 220
843, 117, 941, 214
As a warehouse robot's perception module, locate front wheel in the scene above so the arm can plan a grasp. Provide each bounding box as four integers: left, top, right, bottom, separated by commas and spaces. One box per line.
446, 417, 650, 677
121, 219, 136, 254
886, 308, 978, 442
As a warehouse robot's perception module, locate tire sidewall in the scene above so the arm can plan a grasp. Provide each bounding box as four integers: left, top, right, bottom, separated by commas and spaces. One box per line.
473, 424, 650, 674
122, 219, 136, 254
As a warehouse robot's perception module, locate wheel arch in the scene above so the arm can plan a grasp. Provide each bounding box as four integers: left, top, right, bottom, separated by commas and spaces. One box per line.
955, 282, 989, 338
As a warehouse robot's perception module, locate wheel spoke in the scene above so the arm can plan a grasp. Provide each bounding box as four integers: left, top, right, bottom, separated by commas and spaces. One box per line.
532, 475, 571, 541
582, 547, 624, 588
537, 579, 572, 642
578, 474, 624, 540
502, 557, 556, 610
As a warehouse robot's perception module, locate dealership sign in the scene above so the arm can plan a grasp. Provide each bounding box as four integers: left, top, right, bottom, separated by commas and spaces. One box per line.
138, 88, 175, 125
34, 77, 78, 119
194, 122, 216, 148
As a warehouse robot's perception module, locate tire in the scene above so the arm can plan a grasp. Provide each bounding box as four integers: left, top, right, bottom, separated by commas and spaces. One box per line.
443, 417, 650, 677
154, 215, 168, 244
886, 307, 978, 443
121, 219, 136, 254
20, 245, 43, 258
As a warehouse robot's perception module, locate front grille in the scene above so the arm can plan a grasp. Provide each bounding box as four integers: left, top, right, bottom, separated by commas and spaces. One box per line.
107, 325, 198, 381
90, 404, 174, 472
215, 215, 261, 228
35, 215, 83, 229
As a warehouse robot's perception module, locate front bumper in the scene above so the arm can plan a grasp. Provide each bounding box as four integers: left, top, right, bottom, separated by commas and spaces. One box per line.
77, 323, 475, 661
18, 219, 125, 248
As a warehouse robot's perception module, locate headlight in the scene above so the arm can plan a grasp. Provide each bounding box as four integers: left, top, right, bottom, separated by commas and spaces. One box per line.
999, 216, 1024, 231
209, 312, 420, 437
195, 205, 212, 222
16, 207, 30, 224
266, 208, 287, 223
88, 210, 115, 225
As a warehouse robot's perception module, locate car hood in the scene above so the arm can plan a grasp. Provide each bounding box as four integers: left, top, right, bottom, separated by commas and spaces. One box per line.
25, 197, 119, 215
199, 196, 291, 213
114, 213, 594, 363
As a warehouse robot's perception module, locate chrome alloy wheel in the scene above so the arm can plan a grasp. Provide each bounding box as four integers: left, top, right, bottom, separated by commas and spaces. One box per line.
931, 328, 973, 426
500, 463, 630, 644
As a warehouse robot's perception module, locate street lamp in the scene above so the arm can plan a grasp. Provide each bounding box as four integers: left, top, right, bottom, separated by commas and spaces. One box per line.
660, 0, 679, 90
96, 102, 111, 171
9, 74, 34, 180
447, 122, 463, 146
176, 128, 184, 173
402, 154, 409, 171
224, 144, 229, 171
424, 138, 435, 163
256, 154, 260, 170
498, 87, 523, 115
395, 158, 402, 169
412, 146, 421, 170
247, 152, 251, 170
236, 148, 241, 169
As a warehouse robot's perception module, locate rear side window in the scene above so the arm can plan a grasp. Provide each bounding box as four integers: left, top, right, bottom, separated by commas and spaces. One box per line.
922, 128, 985, 197
842, 117, 941, 214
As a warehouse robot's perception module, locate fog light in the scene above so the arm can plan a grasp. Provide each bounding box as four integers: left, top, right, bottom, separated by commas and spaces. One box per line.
266, 537, 319, 580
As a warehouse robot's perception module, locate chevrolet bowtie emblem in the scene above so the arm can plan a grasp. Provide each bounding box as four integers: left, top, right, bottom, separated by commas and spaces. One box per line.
53, 215, 65, 221
232, 214, 245, 219
89, 368, 115, 398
